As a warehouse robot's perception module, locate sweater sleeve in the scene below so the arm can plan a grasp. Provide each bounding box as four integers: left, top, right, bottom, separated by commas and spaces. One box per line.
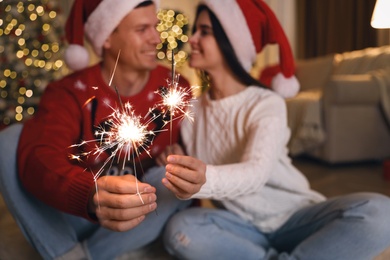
192, 94, 289, 200
17, 82, 96, 221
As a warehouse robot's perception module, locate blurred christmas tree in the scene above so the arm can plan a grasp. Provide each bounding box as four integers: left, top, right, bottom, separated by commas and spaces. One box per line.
156, 9, 189, 68
0, 0, 66, 127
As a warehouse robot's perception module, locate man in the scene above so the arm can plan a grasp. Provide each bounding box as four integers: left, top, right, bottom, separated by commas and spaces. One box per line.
1, 0, 191, 259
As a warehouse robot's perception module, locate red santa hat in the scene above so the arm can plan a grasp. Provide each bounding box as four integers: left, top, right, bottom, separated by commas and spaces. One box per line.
64, 0, 160, 71
200, 0, 299, 98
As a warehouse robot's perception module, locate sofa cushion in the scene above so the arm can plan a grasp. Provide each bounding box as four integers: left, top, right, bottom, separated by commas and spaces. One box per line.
295, 55, 334, 92
370, 68, 390, 126
286, 89, 325, 156
324, 74, 381, 105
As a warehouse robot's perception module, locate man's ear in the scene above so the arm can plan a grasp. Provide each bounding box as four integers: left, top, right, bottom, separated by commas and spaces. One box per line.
103, 36, 112, 50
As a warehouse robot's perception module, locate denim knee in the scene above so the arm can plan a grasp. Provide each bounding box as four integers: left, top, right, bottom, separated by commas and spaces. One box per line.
163, 208, 203, 256
345, 192, 390, 241
359, 193, 390, 226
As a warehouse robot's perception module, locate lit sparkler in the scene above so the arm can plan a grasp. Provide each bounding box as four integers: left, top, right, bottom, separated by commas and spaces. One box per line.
70, 50, 158, 205
92, 103, 156, 180
154, 50, 195, 145
70, 103, 158, 205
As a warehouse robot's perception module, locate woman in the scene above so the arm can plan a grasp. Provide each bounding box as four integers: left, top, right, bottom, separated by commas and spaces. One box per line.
159, 1, 390, 259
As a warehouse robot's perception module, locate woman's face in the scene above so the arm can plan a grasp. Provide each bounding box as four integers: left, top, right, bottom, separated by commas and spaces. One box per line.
189, 10, 224, 72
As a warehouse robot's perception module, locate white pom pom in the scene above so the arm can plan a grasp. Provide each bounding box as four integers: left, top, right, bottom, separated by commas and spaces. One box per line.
64, 44, 90, 71
271, 73, 300, 98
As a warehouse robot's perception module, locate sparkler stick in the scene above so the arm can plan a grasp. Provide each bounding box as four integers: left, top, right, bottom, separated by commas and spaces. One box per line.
154, 49, 195, 150
171, 50, 175, 90
109, 50, 120, 87
114, 86, 124, 111
110, 49, 125, 111
169, 50, 175, 146
102, 49, 150, 203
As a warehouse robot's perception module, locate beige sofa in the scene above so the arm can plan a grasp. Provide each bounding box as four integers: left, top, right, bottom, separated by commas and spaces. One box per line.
287, 45, 390, 164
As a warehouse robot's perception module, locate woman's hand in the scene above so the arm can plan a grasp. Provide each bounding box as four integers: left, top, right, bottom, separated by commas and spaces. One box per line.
89, 174, 157, 232
156, 143, 185, 166
162, 155, 206, 199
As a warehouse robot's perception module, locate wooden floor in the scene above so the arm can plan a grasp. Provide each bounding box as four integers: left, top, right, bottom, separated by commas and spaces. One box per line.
1, 157, 390, 259
294, 156, 390, 198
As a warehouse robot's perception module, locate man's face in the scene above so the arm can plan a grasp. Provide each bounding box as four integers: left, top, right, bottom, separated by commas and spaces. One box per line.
104, 4, 161, 71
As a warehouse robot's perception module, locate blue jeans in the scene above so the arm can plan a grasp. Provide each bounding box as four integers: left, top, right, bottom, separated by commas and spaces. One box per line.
0, 124, 191, 260
164, 193, 390, 259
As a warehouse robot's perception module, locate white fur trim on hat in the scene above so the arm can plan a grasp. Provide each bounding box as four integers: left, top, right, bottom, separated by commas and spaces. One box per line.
64, 44, 90, 71
201, 0, 256, 72
271, 73, 299, 98
85, 0, 160, 57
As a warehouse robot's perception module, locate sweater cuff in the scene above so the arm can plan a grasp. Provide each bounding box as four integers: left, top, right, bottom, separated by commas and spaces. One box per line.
192, 164, 214, 199
68, 169, 97, 221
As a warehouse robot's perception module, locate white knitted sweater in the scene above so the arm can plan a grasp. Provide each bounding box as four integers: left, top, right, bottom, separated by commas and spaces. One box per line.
181, 86, 325, 232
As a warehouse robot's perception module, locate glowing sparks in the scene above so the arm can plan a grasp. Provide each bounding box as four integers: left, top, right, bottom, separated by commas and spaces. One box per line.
156, 75, 194, 125
93, 102, 155, 172
98, 106, 153, 180
154, 74, 195, 146
156, 50, 196, 132
70, 102, 158, 204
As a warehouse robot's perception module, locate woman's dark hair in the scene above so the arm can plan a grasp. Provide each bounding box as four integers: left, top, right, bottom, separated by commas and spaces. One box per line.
136, 1, 154, 8
193, 5, 267, 89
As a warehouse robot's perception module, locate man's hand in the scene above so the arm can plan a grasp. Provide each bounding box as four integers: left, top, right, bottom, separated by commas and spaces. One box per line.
89, 174, 157, 232
162, 155, 206, 199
